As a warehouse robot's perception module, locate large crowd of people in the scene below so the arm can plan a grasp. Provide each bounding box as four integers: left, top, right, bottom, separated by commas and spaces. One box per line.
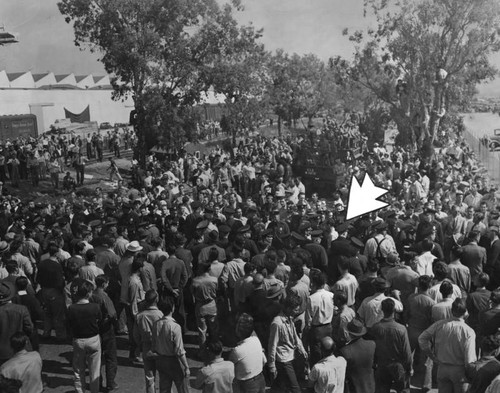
0, 127, 134, 190
1, 122, 500, 393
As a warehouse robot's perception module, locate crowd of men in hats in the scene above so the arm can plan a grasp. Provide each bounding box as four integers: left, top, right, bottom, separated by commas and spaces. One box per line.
2, 125, 500, 393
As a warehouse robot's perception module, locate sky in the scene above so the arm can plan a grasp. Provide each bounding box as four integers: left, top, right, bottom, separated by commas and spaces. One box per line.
0, 0, 498, 95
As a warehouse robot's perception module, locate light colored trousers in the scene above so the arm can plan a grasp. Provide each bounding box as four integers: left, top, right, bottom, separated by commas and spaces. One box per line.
73, 335, 101, 393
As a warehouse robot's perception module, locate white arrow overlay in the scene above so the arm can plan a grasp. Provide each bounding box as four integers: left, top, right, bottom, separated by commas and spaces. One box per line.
345, 173, 389, 220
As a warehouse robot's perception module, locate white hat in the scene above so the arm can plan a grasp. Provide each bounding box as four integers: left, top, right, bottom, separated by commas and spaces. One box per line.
126, 241, 143, 252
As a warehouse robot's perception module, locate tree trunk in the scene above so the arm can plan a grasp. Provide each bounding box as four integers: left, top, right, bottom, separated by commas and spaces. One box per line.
134, 97, 147, 167
429, 81, 446, 145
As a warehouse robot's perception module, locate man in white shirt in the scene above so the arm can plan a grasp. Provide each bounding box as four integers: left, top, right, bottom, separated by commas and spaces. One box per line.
414, 239, 436, 277
0, 332, 43, 393
305, 270, 334, 366
357, 277, 403, 328
309, 337, 346, 393
364, 222, 398, 260
419, 299, 476, 393
428, 262, 462, 303
230, 313, 266, 393
332, 258, 358, 308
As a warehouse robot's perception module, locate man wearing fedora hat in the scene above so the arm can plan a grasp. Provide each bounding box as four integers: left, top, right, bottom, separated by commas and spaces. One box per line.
340, 318, 376, 393
119, 240, 144, 361
357, 277, 403, 328
0, 281, 33, 366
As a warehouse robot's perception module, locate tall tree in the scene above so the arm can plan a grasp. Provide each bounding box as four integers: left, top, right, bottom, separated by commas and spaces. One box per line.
268, 52, 338, 132
58, 0, 249, 161
342, 0, 500, 156
208, 24, 269, 143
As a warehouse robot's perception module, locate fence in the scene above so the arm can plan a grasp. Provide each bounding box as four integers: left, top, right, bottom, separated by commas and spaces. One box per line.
462, 129, 500, 185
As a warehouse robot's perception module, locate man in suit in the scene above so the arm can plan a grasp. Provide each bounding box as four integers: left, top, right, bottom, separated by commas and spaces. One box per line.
461, 230, 487, 285
339, 318, 376, 393
328, 222, 351, 284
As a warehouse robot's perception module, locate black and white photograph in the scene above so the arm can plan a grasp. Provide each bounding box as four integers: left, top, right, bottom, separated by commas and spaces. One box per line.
1, 0, 500, 392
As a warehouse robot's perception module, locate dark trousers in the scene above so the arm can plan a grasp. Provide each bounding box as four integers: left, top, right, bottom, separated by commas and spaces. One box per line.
124, 304, 138, 358
375, 362, 409, 393
274, 361, 301, 393
308, 324, 332, 366
76, 164, 85, 185
156, 356, 189, 393
101, 329, 118, 388
408, 326, 432, 390
51, 172, 59, 188
236, 373, 266, 393
41, 287, 66, 339
162, 291, 186, 332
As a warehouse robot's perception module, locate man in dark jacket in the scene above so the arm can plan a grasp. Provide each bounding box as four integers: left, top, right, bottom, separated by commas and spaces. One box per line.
91, 275, 118, 391
0, 281, 33, 365
340, 318, 376, 393
370, 298, 412, 393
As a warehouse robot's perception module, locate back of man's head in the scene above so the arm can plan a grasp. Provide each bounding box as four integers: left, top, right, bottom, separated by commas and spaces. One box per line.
491, 289, 500, 305
476, 272, 490, 288
15, 276, 29, 291
451, 298, 467, 318
205, 340, 223, 359
144, 289, 158, 306
439, 281, 453, 298
422, 238, 434, 252
381, 298, 395, 318
10, 332, 28, 353
418, 275, 432, 292
95, 274, 109, 289
433, 261, 449, 281
480, 334, 500, 355
309, 269, 326, 289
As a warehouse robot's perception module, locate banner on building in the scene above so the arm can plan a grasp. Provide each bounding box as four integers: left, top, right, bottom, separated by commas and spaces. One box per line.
64, 105, 90, 123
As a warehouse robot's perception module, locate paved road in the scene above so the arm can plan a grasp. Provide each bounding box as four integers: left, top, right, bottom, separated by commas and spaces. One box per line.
40, 331, 205, 393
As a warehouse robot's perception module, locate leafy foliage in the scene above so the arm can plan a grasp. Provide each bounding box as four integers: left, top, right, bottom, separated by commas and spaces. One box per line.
341, 0, 500, 154
58, 0, 253, 157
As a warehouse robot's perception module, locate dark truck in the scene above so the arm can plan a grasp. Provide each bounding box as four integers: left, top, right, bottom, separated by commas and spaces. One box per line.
293, 143, 362, 197
0, 114, 38, 139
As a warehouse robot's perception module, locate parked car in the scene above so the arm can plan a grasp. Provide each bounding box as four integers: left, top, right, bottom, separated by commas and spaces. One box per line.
489, 129, 500, 151
99, 122, 112, 130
